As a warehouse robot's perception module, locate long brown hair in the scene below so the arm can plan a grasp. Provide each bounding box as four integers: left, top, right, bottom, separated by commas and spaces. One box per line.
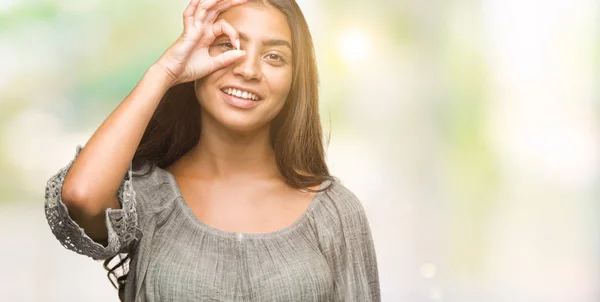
104, 0, 331, 300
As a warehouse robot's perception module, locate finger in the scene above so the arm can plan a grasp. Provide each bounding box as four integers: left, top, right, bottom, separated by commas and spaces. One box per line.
183, 0, 202, 30
210, 49, 246, 72
212, 19, 240, 50
203, 0, 247, 24
194, 0, 225, 22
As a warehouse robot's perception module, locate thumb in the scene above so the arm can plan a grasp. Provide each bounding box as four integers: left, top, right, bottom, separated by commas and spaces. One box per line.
211, 49, 246, 71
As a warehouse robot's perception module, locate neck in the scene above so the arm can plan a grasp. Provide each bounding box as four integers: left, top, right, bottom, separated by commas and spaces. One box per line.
183, 115, 280, 180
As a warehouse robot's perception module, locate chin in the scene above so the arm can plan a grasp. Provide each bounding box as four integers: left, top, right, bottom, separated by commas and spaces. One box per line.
214, 111, 270, 134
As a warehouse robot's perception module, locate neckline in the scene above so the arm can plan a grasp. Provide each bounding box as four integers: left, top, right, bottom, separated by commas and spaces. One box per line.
160, 167, 330, 239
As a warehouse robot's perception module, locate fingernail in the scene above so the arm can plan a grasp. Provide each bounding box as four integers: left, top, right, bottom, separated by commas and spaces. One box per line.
236, 39, 240, 50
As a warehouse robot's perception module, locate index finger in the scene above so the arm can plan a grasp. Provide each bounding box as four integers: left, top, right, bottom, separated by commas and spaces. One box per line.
204, 0, 248, 25
183, 0, 202, 31
194, 0, 225, 22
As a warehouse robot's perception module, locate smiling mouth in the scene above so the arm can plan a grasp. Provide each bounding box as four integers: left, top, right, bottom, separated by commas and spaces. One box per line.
220, 87, 261, 101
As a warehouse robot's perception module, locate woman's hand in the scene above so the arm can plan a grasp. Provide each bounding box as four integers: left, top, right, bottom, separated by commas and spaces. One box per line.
155, 0, 247, 86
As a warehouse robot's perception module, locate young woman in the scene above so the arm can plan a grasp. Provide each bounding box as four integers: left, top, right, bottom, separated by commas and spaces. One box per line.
44, 0, 380, 301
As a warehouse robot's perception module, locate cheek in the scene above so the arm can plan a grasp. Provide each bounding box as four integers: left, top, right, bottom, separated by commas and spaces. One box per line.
193, 82, 208, 106
194, 71, 225, 103
267, 69, 293, 101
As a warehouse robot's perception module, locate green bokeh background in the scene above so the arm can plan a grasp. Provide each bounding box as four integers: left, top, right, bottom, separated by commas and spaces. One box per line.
1, 0, 598, 301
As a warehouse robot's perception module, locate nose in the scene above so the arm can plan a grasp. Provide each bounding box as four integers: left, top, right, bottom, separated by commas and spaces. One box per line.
232, 48, 262, 82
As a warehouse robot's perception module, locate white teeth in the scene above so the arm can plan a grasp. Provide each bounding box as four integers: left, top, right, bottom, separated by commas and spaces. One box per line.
223, 88, 259, 101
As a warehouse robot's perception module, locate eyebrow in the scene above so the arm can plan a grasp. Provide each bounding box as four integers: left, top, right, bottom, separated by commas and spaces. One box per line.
238, 32, 292, 51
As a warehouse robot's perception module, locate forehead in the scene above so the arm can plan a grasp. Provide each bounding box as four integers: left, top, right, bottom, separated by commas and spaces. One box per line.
218, 3, 291, 42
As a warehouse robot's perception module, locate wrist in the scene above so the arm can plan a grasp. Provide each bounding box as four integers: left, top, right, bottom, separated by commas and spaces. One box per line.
145, 64, 176, 91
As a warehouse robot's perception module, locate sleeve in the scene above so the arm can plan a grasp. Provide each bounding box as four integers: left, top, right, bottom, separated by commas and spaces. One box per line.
319, 189, 381, 301
44, 145, 140, 260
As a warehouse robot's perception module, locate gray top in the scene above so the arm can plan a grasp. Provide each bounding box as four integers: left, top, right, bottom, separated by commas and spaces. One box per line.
45, 146, 380, 302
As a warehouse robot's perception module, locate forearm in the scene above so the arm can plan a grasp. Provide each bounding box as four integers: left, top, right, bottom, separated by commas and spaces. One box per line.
62, 64, 171, 215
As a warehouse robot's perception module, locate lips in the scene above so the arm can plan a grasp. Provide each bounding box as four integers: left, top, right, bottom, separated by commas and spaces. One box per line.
221, 87, 260, 101
220, 85, 263, 100
220, 89, 261, 109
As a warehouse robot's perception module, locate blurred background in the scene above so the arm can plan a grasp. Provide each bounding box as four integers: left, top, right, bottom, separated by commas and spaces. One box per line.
1, 0, 598, 301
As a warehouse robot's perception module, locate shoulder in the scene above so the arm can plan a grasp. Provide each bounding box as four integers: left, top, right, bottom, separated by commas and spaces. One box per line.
314, 178, 370, 228
129, 164, 180, 214
311, 178, 376, 253
321, 178, 367, 214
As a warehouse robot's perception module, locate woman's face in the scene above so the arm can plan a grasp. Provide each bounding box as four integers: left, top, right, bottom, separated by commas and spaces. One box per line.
195, 2, 293, 133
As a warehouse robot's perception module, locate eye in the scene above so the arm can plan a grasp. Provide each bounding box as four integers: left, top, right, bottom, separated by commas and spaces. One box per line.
265, 53, 286, 63
216, 40, 234, 49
